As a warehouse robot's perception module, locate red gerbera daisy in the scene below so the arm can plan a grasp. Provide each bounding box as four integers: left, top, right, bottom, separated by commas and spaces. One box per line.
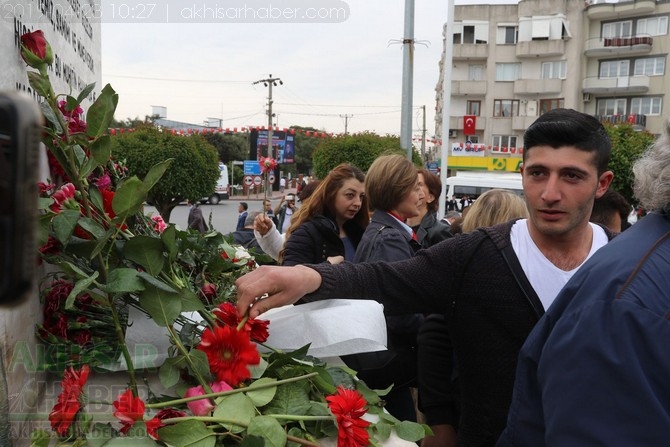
49, 365, 90, 436
113, 389, 146, 434
213, 302, 270, 343
326, 386, 371, 447
197, 324, 260, 386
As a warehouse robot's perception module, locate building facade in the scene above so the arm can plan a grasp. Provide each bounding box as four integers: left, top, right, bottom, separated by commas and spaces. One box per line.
434, 0, 669, 169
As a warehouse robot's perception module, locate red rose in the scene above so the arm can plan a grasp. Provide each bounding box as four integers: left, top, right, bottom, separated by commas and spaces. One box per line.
20, 30, 53, 68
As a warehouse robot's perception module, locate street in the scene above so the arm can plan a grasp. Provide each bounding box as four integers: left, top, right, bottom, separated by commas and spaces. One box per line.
145, 187, 297, 235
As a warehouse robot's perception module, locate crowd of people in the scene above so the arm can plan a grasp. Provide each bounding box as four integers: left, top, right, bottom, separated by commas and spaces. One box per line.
190, 108, 669, 446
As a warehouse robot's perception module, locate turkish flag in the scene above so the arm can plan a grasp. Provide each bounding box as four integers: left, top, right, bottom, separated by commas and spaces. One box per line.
464, 115, 476, 135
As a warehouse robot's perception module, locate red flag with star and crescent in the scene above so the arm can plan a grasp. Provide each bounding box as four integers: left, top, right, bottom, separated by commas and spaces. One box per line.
464, 115, 476, 135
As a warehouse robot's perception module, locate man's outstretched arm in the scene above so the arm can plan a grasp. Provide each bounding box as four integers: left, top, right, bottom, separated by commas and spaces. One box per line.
235, 265, 322, 318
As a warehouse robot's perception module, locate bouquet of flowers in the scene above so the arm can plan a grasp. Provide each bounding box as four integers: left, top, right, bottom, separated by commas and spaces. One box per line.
22, 30, 429, 446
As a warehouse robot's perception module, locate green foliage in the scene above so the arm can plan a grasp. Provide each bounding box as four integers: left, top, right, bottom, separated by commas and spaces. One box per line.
312, 132, 411, 178
290, 126, 323, 175
604, 123, 655, 206
202, 132, 249, 163
111, 127, 220, 220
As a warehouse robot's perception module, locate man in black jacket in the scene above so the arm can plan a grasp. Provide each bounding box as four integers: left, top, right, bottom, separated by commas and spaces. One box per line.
235, 109, 615, 447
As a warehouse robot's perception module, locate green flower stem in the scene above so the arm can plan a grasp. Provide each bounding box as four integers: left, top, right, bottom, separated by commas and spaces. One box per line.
108, 295, 138, 395
146, 372, 319, 409
165, 325, 213, 394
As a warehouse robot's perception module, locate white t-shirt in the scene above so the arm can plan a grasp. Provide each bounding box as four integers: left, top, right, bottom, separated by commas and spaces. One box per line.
281, 206, 293, 233
510, 219, 608, 311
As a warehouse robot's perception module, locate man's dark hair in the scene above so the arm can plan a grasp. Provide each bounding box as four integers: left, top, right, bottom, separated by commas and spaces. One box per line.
591, 189, 631, 232
523, 108, 611, 174
240, 202, 248, 211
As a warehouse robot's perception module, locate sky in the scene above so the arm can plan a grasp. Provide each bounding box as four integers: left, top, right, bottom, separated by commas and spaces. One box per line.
100, 1, 453, 138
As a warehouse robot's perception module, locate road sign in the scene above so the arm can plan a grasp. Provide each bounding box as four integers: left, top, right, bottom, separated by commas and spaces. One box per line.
253, 175, 263, 186
243, 175, 253, 186
268, 174, 276, 184
232, 160, 244, 166
244, 160, 261, 175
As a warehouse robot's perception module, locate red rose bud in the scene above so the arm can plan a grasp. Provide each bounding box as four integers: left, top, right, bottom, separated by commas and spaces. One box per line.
20, 30, 53, 68
201, 283, 217, 302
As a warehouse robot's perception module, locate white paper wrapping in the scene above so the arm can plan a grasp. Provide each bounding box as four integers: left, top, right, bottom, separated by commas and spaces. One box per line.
261, 299, 388, 357
104, 299, 388, 371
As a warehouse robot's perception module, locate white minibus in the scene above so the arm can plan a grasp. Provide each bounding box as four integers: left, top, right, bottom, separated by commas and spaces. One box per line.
446, 171, 523, 200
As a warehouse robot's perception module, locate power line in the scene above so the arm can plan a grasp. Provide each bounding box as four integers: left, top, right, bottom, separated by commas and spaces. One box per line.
105, 74, 251, 84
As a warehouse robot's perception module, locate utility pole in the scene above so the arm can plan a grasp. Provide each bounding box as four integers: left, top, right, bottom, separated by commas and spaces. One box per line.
421, 105, 427, 160
400, 0, 415, 160
340, 114, 353, 135
439, 0, 455, 220
253, 74, 283, 159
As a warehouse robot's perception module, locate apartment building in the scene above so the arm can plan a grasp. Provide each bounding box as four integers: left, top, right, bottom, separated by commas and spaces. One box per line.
433, 0, 669, 167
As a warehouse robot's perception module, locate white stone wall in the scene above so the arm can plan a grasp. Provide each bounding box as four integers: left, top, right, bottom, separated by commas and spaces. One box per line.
0, 1, 101, 443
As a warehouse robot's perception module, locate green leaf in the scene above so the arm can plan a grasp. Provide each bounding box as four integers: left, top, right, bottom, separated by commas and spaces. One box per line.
86, 83, 118, 138
245, 377, 278, 407
137, 271, 178, 293
77, 82, 96, 105
40, 101, 62, 133
77, 216, 107, 239
394, 420, 429, 442
161, 225, 178, 262
246, 416, 287, 447
103, 268, 144, 293
80, 155, 99, 178
113, 176, 147, 218
90, 134, 112, 165
123, 235, 165, 276
143, 159, 173, 192
64, 271, 99, 309
157, 420, 216, 447
263, 382, 311, 416
138, 283, 181, 327
213, 392, 255, 433
374, 420, 393, 440
29, 429, 50, 447
187, 348, 210, 380
53, 209, 80, 244
100, 435, 159, 446
158, 357, 182, 388
180, 288, 205, 312
27, 71, 50, 98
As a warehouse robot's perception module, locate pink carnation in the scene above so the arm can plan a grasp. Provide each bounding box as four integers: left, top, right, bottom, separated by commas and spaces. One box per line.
151, 215, 167, 233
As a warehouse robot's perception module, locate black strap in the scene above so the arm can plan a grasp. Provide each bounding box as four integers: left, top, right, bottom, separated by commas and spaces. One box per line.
361, 225, 387, 261
482, 226, 545, 319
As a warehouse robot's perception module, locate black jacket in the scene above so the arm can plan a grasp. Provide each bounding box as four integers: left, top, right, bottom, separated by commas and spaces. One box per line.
308, 220, 614, 446
281, 214, 365, 266
414, 211, 453, 249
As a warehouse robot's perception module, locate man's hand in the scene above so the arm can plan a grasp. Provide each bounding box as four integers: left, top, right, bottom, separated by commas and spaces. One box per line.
235, 265, 322, 318
254, 214, 274, 236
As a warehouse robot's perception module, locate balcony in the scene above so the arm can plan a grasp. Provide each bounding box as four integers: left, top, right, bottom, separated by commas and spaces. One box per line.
516, 39, 566, 59
582, 75, 650, 94
451, 80, 487, 96
514, 78, 563, 95
585, 0, 656, 20
453, 43, 489, 61
449, 115, 487, 132
595, 114, 646, 130
512, 115, 537, 131
584, 35, 653, 57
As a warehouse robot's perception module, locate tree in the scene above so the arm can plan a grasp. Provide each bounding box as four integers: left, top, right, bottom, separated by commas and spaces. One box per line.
291, 126, 323, 175
202, 132, 249, 163
311, 132, 421, 178
111, 126, 220, 221
604, 123, 655, 207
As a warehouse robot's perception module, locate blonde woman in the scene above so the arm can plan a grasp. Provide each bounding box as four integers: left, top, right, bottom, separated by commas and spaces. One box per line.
461, 189, 528, 233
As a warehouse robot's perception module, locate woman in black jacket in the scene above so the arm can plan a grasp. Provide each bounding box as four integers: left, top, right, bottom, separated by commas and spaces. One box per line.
279, 163, 368, 266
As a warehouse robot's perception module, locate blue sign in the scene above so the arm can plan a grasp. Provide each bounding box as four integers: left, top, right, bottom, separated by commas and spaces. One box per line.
427, 162, 438, 174
243, 160, 261, 175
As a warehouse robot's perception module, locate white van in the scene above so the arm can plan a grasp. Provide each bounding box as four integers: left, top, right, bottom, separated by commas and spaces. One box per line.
202, 163, 230, 204
446, 171, 523, 200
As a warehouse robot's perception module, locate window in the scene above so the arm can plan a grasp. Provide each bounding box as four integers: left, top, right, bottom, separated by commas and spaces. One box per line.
599, 60, 630, 78
602, 20, 633, 38
496, 63, 521, 81
491, 135, 518, 152
493, 100, 520, 117
497, 25, 518, 44
467, 100, 481, 116
596, 98, 627, 115
468, 64, 484, 81
541, 61, 567, 79
539, 99, 564, 114
630, 97, 662, 115
634, 57, 665, 76
637, 16, 668, 36
454, 22, 489, 44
